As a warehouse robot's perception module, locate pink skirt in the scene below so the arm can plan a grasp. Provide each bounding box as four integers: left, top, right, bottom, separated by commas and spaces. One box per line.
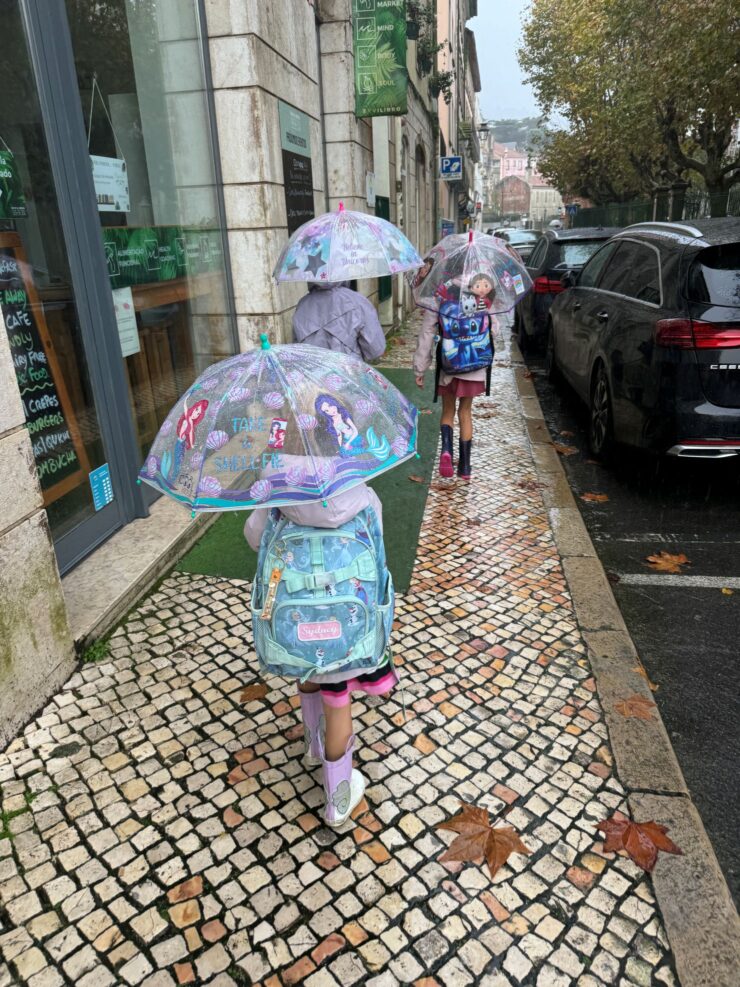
437, 378, 486, 398
319, 662, 399, 708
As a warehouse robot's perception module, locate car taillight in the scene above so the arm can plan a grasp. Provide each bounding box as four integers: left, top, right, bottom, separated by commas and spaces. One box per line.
654, 319, 694, 348
691, 321, 740, 348
655, 319, 740, 349
533, 276, 564, 294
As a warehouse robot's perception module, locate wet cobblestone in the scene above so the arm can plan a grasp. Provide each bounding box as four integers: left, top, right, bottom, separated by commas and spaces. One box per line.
0, 317, 677, 985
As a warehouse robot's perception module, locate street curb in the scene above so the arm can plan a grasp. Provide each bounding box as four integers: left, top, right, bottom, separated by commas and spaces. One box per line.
508, 342, 740, 987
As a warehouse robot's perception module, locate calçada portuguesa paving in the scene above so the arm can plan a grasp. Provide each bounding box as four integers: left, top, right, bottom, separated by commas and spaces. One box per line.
0, 321, 678, 987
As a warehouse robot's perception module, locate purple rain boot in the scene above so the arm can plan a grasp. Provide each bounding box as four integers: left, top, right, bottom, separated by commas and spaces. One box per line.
320, 735, 366, 828
299, 689, 323, 767
439, 424, 454, 478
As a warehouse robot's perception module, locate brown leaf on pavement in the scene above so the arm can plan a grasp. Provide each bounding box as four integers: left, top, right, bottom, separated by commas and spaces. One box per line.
523, 369, 534, 379
632, 664, 660, 692
516, 478, 545, 492
721, 587, 734, 595
408, 474, 426, 484
239, 683, 267, 703
436, 801, 531, 879
613, 695, 656, 720
553, 442, 578, 456
645, 551, 690, 573
597, 812, 682, 872
580, 492, 609, 503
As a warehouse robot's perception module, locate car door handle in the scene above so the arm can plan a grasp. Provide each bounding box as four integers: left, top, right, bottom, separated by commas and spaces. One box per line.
597, 311, 609, 322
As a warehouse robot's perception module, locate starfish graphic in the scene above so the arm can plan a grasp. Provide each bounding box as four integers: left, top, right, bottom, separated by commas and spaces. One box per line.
387, 241, 404, 262
305, 250, 325, 276
285, 257, 301, 273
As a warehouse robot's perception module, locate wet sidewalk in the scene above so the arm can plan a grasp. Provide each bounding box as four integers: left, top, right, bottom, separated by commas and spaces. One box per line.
1, 321, 679, 986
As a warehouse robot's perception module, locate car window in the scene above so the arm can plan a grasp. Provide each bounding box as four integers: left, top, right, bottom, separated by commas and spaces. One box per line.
578, 241, 620, 287
686, 244, 740, 307
599, 241, 661, 304
528, 237, 548, 268
558, 240, 606, 268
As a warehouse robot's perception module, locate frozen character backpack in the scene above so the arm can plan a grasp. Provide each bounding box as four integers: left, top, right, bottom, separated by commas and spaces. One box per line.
251, 506, 394, 681
437, 297, 493, 376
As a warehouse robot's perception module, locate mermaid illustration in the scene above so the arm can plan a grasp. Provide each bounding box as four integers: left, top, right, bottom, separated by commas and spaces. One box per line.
315, 394, 362, 454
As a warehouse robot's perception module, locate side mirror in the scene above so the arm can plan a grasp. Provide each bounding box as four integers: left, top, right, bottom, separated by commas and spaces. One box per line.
561, 270, 577, 289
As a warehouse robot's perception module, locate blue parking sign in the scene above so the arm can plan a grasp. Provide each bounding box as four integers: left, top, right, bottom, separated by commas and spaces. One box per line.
439, 156, 462, 181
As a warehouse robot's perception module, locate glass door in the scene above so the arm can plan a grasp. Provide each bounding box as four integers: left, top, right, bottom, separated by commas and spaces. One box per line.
0, 0, 127, 566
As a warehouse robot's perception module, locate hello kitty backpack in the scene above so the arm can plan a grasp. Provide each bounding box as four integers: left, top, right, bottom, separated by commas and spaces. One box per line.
437, 296, 493, 375
251, 506, 394, 681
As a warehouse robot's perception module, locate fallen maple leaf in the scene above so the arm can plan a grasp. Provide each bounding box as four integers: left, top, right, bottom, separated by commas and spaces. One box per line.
553, 442, 578, 456
597, 812, 682, 872
632, 665, 660, 692
408, 474, 426, 484
516, 478, 545, 492
645, 551, 690, 574
436, 801, 531, 879
580, 492, 609, 503
240, 683, 267, 703
613, 695, 656, 720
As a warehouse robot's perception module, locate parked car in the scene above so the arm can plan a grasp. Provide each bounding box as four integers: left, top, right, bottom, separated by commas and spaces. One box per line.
485, 228, 541, 263
514, 227, 622, 351
547, 219, 740, 458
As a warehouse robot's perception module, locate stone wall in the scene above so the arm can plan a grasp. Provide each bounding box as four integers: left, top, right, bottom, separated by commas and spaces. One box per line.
0, 311, 75, 747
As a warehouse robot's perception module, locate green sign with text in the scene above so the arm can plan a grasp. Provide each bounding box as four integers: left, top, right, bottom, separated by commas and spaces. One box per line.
0, 150, 27, 219
102, 226, 224, 289
352, 0, 407, 118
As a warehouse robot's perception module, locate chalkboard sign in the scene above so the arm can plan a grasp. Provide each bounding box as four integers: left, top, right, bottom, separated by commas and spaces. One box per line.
283, 151, 315, 235
0, 233, 88, 504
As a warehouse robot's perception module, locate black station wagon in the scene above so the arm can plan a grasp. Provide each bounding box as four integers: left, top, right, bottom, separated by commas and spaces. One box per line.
547, 219, 740, 457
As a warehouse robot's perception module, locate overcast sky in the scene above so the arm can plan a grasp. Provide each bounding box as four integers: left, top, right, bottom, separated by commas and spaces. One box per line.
468, 1, 540, 121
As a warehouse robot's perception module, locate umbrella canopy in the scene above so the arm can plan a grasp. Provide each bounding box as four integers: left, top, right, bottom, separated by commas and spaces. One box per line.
410, 230, 533, 315
139, 337, 418, 513
273, 202, 422, 283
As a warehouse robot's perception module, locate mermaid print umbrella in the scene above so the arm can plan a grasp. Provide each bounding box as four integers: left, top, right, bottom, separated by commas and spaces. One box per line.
273, 202, 422, 283
139, 336, 418, 513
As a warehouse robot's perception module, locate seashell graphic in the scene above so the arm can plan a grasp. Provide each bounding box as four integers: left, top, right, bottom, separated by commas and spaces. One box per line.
197, 476, 221, 497
159, 420, 173, 437
206, 430, 230, 450
323, 373, 345, 390
286, 369, 303, 385
297, 413, 317, 431
356, 398, 377, 418
263, 391, 284, 409
249, 479, 272, 502
316, 460, 336, 483
189, 452, 204, 470
227, 386, 250, 403
392, 437, 409, 459
201, 376, 220, 391
145, 455, 159, 477
285, 467, 307, 488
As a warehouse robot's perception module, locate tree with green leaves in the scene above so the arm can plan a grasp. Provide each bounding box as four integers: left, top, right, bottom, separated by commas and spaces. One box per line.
519, 0, 739, 206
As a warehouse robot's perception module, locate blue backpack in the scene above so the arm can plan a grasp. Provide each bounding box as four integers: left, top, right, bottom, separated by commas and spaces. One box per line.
438, 298, 493, 374
251, 506, 394, 681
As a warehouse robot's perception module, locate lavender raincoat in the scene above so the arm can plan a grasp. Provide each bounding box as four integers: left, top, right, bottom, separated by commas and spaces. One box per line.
292, 283, 386, 361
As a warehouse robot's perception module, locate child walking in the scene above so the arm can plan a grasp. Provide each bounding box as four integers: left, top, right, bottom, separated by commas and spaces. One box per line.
413, 275, 495, 480
245, 477, 397, 828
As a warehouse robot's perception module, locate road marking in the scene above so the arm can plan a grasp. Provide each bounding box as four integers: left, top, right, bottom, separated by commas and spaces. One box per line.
614, 574, 740, 589
593, 532, 740, 544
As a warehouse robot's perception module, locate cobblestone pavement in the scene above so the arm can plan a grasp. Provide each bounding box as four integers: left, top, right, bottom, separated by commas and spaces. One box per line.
0, 318, 679, 986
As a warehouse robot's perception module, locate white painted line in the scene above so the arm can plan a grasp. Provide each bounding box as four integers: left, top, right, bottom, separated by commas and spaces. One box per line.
615, 573, 740, 589
593, 533, 740, 544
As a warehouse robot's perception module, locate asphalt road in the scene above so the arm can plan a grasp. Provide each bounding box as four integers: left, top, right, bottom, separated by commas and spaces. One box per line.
522, 348, 740, 906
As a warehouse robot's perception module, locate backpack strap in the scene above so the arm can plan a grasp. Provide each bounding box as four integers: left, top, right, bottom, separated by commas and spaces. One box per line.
282, 553, 377, 593
434, 336, 442, 404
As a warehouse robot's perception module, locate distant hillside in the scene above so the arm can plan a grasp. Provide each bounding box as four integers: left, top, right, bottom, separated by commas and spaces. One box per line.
488, 117, 545, 151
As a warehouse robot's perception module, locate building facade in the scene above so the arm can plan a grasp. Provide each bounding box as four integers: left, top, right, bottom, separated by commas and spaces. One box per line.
0, 0, 452, 741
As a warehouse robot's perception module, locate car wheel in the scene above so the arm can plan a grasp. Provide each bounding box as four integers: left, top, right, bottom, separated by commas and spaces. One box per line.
589, 364, 614, 459
545, 321, 559, 382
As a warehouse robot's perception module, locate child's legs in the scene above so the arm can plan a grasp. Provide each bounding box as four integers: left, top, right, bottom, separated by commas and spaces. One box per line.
298, 682, 320, 695
323, 698, 353, 761
457, 396, 474, 441
440, 392, 456, 428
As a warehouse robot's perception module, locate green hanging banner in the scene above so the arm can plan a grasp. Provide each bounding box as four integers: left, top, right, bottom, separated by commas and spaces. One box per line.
352, 0, 408, 118
0, 149, 28, 219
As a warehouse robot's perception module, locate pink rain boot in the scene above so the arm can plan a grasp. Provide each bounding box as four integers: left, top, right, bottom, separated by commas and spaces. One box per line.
299, 689, 323, 767
439, 424, 454, 478
320, 735, 366, 828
